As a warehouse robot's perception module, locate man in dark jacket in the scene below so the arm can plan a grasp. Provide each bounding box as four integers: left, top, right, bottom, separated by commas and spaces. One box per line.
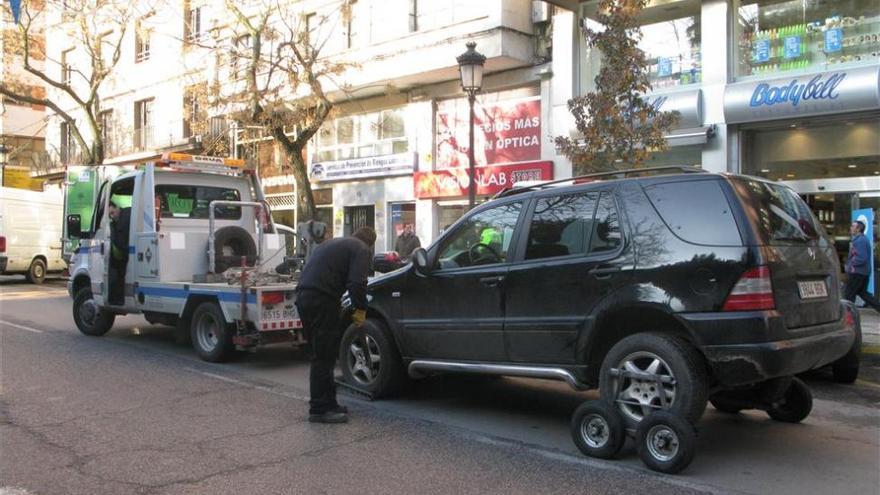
845, 220, 880, 313
295, 226, 376, 423
393, 224, 421, 261
108, 201, 131, 306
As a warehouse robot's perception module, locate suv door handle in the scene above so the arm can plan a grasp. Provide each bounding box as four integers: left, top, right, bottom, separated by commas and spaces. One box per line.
479, 275, 505, 287
589, 266, 621, 280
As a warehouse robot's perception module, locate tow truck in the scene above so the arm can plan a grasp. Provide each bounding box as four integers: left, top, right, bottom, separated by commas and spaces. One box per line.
66, 153, 307, 362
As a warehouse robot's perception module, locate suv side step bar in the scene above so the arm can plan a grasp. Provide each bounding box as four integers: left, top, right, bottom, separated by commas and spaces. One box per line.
407, 360, 589, 391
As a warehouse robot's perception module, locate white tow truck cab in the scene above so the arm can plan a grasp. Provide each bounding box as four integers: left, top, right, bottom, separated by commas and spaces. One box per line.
66, 153, 304, 362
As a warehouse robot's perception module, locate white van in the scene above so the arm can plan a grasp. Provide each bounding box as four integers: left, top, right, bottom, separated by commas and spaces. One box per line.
0, 186, 66, 283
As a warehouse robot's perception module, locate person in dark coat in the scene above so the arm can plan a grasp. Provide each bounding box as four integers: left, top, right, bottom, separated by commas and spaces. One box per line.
108, 201, 131, 306
295, 226, 376, 423
394, 224, 421, 261
844, 220, 880, 313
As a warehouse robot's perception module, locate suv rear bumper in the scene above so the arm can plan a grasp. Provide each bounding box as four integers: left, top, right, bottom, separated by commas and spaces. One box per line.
680, 312, 855, 387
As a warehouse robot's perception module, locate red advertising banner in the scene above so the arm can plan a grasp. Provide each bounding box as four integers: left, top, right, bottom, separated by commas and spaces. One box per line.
436, 96, 541, 168
414, 161, 553, 199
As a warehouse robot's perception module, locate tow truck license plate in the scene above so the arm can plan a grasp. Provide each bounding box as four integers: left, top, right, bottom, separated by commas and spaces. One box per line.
262, 307, 298, 321
797, 280, 827, 299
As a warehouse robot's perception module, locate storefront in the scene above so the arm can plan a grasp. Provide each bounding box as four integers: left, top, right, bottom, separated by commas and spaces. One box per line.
725, 65, 880, 272
417, 88, 552, 236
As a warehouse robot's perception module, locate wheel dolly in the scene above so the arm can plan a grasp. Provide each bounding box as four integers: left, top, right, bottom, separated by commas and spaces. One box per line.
571, 365, 697, 474
570, 367, 815, 474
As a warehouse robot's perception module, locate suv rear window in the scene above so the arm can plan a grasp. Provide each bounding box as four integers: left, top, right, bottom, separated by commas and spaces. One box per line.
644, 180, 742, 246
730, 178, 820, 244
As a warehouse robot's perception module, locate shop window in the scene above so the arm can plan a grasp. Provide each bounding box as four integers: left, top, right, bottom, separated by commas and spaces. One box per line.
735, 0, 880, 79
742, 117, 880, 182
313, 108, 409, 162
579, 0, 701, 92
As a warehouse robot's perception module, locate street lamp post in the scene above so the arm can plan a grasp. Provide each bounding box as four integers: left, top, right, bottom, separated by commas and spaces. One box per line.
457, 42, 485, 210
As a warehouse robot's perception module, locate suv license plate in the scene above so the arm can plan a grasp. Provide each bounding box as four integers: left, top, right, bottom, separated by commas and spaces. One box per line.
797, 280, 827, 299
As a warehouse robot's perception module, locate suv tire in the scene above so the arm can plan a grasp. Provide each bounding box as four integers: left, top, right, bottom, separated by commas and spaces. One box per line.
599, 332, 708, 429
339, 318, 406, 398
73, 287, 115, 336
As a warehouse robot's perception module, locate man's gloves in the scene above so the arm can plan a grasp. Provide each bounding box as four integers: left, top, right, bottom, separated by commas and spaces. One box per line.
352, 309, 367, 327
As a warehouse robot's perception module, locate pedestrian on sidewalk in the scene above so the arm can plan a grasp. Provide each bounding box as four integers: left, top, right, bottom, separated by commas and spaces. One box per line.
844, 220, 880, 313
394, 224, 421, 261
295, 226, 376, 423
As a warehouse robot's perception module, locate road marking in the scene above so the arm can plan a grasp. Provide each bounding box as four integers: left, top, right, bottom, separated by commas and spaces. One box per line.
0, 320, 44, 333
184, 368, 309, 401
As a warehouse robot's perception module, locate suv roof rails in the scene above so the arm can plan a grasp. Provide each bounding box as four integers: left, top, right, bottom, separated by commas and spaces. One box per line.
494, 165, 707, 199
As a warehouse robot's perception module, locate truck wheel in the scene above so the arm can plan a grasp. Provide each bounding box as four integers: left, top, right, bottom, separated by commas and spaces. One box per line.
190, 302, 235, 362
832, 329, 861, 384
73, 287, 115, 336
25, 258, 47, 284
767, 377, 812, 423
339, 318, 406, 398
600, 332, 708, 429
571, 400, 626, 460
636, 411, 697, 474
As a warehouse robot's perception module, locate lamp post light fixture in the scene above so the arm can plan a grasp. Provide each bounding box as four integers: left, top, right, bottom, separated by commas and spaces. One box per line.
457, 41, 485, 210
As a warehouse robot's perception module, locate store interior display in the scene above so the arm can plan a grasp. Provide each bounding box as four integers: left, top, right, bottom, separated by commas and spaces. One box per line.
742, 13, 880, 76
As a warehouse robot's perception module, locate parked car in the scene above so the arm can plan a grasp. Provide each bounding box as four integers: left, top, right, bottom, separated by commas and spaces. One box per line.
338, 167, 856, 431
373, 251, 405, 273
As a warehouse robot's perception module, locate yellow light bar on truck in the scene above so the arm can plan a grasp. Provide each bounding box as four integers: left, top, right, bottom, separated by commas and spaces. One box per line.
162, 153, 247, 168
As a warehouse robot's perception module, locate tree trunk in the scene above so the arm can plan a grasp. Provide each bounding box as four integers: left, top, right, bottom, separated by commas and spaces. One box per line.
287, 147, 317, 222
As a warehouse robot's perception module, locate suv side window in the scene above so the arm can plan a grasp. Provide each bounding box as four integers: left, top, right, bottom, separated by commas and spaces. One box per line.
589, 192, 621, 254
525, 192, 599, 260
437, 201, 522, 269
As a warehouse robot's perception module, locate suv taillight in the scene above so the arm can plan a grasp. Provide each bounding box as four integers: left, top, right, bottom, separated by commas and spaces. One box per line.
722, 266, 775, 311
0, 236, 5, 253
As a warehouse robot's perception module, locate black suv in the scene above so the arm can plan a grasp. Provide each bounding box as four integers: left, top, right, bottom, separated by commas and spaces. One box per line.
339, 168, 856, 427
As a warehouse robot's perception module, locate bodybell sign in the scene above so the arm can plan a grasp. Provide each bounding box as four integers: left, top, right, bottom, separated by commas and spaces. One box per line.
724, 65, 880, 123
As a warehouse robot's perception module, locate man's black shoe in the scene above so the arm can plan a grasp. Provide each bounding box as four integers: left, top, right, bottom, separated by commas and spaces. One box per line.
330, 405, 348, 414
308, 411, 348, 424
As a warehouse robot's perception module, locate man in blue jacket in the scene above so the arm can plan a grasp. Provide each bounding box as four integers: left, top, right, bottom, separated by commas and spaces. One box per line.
844, 220, 880, 313
295, 226, 376, 423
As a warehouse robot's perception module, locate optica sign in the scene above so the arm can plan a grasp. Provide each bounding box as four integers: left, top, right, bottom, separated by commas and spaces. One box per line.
414, 161, 553, 199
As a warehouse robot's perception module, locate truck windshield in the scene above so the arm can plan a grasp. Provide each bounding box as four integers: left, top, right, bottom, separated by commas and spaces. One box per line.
730, 178, 820, 244
156, 185, 242, 220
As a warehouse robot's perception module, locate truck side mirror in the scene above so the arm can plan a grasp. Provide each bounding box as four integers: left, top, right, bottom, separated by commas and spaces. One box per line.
67, 214, 82, 238
412, 248, 429, 275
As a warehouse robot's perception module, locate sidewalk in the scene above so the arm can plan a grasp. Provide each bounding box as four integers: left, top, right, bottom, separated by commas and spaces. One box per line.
860, 308, 880, 348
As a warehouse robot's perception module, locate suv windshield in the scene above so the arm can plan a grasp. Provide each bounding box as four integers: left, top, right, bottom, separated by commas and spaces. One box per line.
731, 178, 820, 244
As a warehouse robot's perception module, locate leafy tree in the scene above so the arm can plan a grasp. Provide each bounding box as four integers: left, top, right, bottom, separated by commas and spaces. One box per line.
216, 0, 351, 221
555, 0, 679, 174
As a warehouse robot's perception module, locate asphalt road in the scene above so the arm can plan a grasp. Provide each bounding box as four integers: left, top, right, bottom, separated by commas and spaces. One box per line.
1, 278, 878, 495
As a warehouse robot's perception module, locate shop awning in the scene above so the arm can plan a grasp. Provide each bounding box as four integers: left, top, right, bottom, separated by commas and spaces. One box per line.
664, 125, 715, 147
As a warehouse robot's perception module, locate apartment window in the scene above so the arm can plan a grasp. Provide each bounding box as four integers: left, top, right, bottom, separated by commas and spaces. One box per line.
305, 13, 316, 44
135, 17, 152, 62
185, 2, 203, 43
183, 85, 205, 138
60, 122, 73, 163
99, 110, 114, 155
232, 34, 251, 80
61, 48, 73, 85
346, 1, 358, 49
314, 108, 409, 162
408, 0, 418, 32
134, 98, 154, 150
